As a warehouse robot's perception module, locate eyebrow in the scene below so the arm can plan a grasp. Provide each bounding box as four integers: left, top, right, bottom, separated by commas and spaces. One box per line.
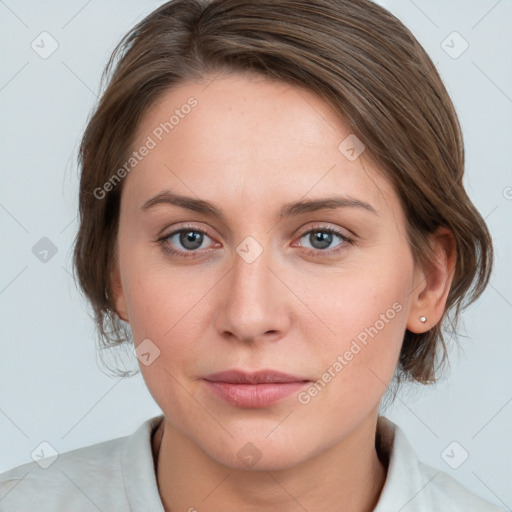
140, 190, 378, 220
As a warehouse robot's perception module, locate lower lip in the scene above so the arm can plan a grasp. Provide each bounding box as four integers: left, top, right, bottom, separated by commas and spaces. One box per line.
203, 380, 308, 408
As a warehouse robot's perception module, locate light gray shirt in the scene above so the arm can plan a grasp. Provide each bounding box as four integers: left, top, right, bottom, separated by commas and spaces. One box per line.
0, 415, 505, 511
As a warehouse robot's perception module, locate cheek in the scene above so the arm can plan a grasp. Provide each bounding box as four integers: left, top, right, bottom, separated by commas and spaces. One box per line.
298, 258, 411, 400
119, 243, 210, 339
120, 264, 210, 426
119, 254, 219, 389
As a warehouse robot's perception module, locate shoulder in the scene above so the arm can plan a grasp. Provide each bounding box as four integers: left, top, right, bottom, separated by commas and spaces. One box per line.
0, 415, 165, 512
417, 460, 507, 511
0, 436, 127, 512
374, 416, 506, 512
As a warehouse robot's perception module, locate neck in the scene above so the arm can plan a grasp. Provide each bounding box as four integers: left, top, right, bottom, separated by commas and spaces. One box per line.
152, 412, 388, 512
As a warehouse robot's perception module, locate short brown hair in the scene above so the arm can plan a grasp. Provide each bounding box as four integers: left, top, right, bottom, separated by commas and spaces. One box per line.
73, 0, 493, 384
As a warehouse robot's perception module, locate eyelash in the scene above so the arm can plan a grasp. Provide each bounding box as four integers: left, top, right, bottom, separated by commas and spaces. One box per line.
156, 224, 354, 260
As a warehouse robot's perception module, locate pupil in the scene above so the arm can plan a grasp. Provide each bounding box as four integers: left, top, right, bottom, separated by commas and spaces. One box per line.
180, 231, 203, 250
311, 231, 332, 249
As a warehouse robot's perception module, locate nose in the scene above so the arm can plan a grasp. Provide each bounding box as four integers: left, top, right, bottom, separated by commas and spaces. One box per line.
213, 242, 291, 344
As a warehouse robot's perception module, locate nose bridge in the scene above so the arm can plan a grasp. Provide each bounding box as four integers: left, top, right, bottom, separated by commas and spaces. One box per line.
237, 242, 267, 285
216, 235, 289, 341
230, 237, 274, 312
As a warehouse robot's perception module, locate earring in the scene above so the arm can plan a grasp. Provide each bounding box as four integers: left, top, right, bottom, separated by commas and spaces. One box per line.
419, 316, 427, 323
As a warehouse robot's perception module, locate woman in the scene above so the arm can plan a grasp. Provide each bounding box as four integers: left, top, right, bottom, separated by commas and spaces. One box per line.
0, 0, 504, 510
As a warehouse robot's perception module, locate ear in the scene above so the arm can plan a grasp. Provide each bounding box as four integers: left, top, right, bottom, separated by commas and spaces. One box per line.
110, 260, 129, 323
406, 227, 456, 333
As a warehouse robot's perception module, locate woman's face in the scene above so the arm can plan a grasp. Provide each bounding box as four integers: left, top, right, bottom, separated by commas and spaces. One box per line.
112, 72, 421, 470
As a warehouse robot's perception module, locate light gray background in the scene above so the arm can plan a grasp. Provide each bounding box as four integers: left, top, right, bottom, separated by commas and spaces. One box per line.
1, 0, 511, 508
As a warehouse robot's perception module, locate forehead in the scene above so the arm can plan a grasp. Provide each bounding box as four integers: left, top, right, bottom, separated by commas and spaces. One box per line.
124, 73, 401, 221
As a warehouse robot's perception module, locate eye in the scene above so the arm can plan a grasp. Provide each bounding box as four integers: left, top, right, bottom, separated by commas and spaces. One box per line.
157, 225, 216, 258
295, 225, 353, 256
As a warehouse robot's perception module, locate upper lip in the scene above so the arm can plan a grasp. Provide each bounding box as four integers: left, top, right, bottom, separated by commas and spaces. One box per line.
203, 370, 310, 384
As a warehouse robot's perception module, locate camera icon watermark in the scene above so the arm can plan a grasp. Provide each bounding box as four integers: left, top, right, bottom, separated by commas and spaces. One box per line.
441, 441, 469, 469
31, 31, 59, 59
32, 237, 58, 263
236, 236, 263, 264
441, 31, 469, 59
135, 338, 161, 366
338, 134, 365, 162
31, 441, 59, 469
237, 442, 262, 468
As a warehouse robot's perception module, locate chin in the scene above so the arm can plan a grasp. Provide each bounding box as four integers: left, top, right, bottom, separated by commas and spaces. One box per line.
196, 430, 318, 473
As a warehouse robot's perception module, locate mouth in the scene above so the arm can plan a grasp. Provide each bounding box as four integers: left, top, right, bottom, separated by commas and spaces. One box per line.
202, 370, 311, 408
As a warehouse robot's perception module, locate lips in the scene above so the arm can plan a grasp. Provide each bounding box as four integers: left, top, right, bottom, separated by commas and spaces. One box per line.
204, 369, 308, 384
202, 370, 310, 408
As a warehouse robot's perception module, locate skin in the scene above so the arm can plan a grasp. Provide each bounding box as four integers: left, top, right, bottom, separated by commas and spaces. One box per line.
111, 72, 455, 512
